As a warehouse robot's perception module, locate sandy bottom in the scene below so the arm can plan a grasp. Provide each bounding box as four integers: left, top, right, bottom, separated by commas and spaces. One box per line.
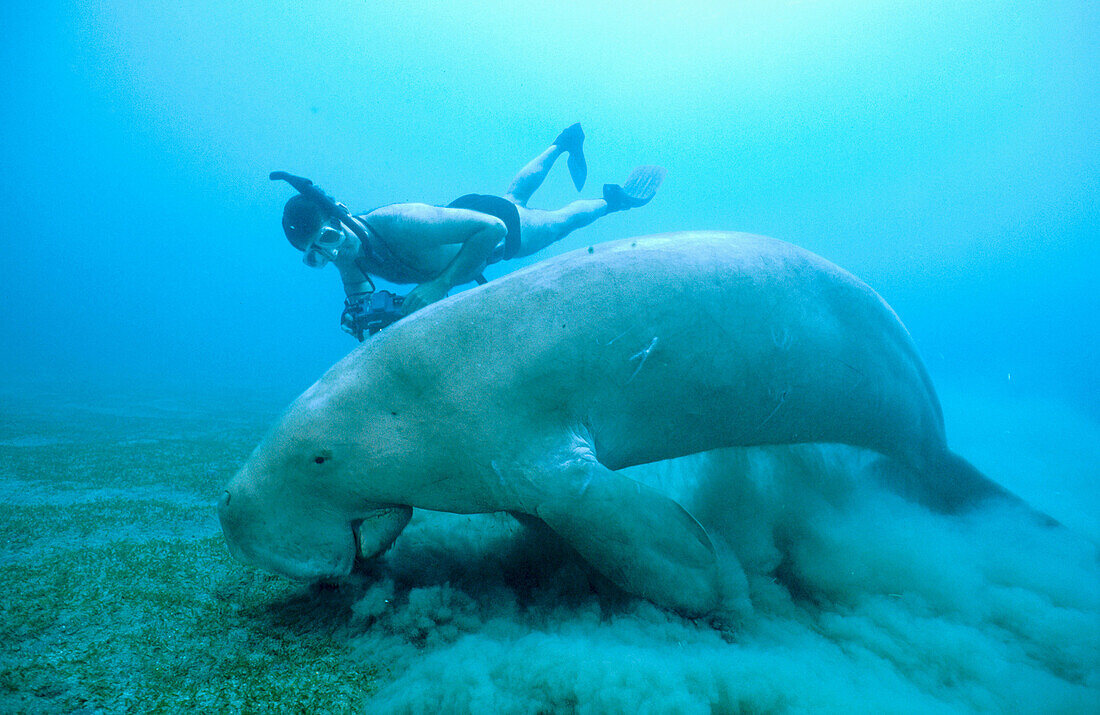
1, 384, 1096, 713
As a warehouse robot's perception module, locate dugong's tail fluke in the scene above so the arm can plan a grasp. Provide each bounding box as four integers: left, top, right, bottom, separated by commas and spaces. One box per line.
873, 451, 1056, 524
926, 451, 1021, 513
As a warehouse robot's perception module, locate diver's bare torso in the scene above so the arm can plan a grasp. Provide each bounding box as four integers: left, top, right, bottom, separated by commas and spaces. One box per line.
332, 203, 502, 289
359, 207, 464, 282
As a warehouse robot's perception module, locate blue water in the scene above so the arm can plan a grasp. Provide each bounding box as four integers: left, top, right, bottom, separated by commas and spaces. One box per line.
2, 2, 1098, 711
3, 1, 1096, 414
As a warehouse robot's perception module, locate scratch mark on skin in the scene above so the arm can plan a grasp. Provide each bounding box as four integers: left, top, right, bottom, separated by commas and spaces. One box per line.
422, 474, 451, 488
771, 325, 791, 350
606, 328, 632, 345
837, 359, 865, 389
628, 337, 659, 383
757, 389, 789, 431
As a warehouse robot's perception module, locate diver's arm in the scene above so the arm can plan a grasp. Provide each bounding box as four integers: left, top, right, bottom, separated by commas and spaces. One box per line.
333, 254, 372, 296
430, 218, 504, 286
400, 222, 503, 314
368, 204, 506, 314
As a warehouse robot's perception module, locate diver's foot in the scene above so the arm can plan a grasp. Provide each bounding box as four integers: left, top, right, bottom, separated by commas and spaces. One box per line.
553, 122, 584, 153
553, 123, 587, 191
603, 165, 666, 212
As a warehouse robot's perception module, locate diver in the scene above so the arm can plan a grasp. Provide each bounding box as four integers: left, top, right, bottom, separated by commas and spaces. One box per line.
273, 123, 666, 340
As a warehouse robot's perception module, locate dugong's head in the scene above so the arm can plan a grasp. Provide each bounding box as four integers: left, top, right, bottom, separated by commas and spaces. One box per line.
218, 365, 414, 581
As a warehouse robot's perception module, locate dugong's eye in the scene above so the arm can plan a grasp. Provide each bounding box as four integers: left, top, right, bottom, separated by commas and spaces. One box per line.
313, 456, 326, 465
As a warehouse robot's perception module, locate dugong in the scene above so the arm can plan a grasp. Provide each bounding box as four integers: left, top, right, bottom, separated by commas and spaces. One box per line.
219, 231, 1017, 616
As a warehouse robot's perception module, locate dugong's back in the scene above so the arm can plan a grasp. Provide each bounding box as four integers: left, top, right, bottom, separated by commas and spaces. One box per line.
381, 231, 946, 472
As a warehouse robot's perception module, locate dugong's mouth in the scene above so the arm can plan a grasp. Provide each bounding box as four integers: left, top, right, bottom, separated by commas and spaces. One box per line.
217, 490, 357, 581
222, 531, 356, 581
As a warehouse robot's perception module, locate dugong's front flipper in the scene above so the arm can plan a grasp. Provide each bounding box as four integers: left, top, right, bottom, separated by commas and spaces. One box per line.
536, 461, 721, 616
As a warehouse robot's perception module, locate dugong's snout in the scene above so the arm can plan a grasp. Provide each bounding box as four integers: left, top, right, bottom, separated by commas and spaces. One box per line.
218, 480, 357, 581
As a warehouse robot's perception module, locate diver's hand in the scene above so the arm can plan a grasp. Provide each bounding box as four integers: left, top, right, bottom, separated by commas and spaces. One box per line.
402, 279, 449, 315
340, 308, 357, 336
340, 292, 370, 338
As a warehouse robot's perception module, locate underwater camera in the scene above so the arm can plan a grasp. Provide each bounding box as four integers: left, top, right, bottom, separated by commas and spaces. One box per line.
342, 290, 405, 341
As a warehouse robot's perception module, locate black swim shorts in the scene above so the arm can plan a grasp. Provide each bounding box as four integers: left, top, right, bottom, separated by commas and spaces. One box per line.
446, 194, 521, 262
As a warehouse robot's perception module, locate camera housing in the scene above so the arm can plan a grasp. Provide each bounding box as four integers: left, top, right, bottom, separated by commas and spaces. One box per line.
342, 290, 405, 341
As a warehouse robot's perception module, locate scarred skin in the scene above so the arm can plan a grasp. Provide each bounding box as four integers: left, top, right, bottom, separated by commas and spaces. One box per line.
219, 231, 1007, 615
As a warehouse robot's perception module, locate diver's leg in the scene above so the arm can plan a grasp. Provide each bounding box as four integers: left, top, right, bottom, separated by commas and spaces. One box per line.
512, 165, 666, 257
514, 201, 608, 257
504, 146, 563, 207
504, 123, 586, 206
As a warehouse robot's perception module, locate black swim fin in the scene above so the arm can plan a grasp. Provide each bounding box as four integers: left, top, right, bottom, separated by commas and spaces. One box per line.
554, 123, 587, 191
603, 165, 666, 212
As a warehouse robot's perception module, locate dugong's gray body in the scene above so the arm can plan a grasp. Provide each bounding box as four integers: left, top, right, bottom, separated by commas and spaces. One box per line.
220, 232, 1007, 615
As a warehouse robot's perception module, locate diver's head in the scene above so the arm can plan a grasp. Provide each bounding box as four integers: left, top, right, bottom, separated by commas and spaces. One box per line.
282, 194, 347, 268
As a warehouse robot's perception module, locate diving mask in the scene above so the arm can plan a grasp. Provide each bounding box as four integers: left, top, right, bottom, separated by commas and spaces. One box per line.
302, 225, 345, 267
